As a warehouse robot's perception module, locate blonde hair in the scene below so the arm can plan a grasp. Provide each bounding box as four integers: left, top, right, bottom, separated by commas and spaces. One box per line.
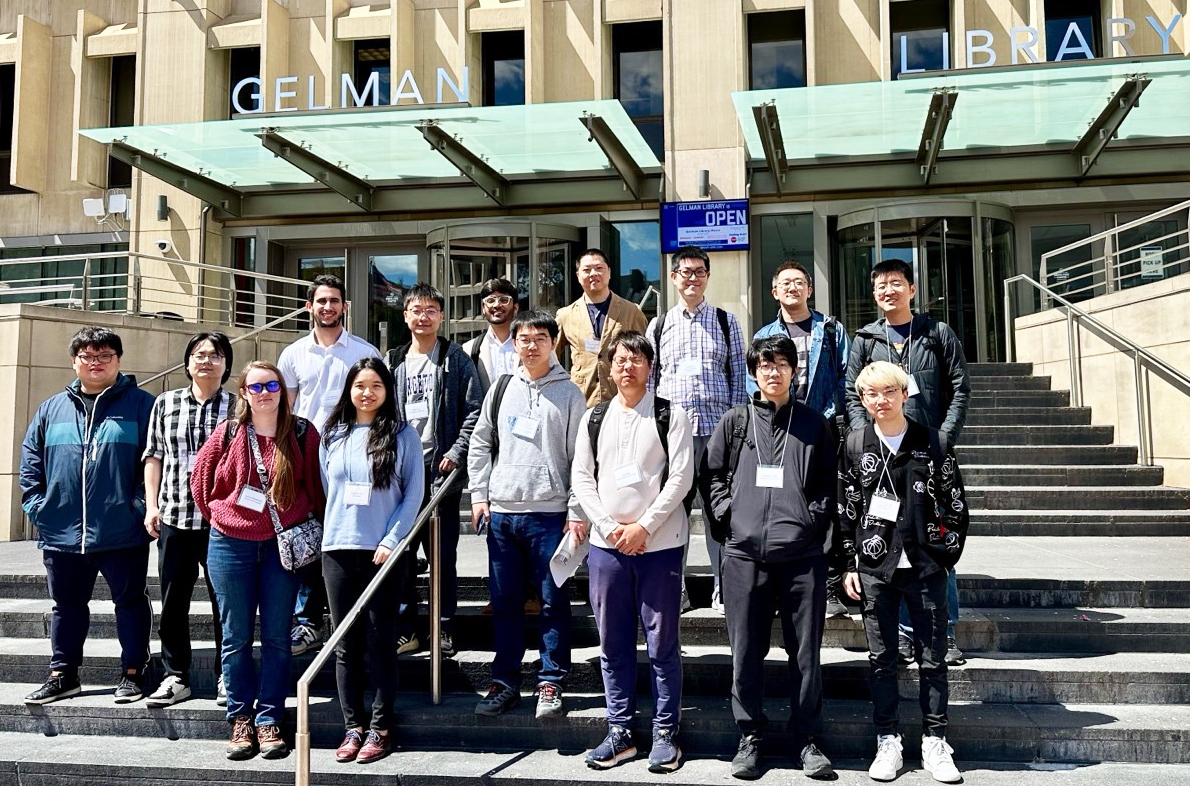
235, 360, 301, 511
854, 360, 909, 396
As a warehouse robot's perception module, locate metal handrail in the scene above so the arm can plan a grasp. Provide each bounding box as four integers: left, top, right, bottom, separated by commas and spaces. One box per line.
294, 468, 458, 786
1003, 274, 1190, 465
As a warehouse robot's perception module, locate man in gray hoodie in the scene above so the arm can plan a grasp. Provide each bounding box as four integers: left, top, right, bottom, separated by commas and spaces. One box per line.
468, 310, 587, 720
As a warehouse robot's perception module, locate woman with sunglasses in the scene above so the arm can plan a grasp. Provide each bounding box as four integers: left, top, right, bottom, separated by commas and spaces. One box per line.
191, 361, 325, 762
320, 358, 423, 764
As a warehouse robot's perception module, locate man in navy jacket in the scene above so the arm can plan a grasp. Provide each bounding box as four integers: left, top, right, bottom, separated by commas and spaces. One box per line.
19, 326, 156, 705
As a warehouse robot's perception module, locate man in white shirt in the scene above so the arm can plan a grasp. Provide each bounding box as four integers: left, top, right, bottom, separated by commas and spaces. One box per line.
572, 330, 694, 774
462, 278, 520, 392
276, 274, 380, 655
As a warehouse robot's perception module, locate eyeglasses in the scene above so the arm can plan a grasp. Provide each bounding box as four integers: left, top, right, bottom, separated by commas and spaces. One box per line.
611, 355, 647, 368
482, 295, 514, 307
757, 362, 793, 376
776, 279, 810, 291
244, 380, 283, 394
861, 387, 904, 401
515, 335, 552, 348
406, 308, 441, 318
190, 353, 225, 363
675, 268, 708, 280
75, 352, 117, 364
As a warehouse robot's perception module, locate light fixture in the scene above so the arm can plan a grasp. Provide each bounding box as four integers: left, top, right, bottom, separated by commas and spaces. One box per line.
698, 169, 710, 198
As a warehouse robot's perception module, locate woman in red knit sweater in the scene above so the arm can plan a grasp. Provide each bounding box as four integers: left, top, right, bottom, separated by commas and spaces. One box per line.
191, 361, 325, 762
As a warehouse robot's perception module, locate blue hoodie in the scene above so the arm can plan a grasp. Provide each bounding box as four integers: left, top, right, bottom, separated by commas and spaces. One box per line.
20, 374, 156, 553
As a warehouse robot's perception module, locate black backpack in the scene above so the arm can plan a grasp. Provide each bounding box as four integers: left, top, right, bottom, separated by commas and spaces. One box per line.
701, 403, 753, 543
486, 373, 515, 462
652, 306, 732, 388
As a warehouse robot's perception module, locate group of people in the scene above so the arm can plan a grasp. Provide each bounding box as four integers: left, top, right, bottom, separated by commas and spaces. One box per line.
17, 244, 972, 783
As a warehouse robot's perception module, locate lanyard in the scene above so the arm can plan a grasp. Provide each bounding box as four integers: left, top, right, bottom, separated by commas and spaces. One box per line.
874, 426, 907, 501
884, 319, 914, 375
750, 400, 795, 467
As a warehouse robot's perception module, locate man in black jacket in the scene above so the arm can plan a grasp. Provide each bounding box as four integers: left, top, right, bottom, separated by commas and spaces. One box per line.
701, 336, 835, 781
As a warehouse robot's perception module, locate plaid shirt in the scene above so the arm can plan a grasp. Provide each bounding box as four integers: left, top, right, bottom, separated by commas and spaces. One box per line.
142, 387, 235, 530
649, 300, 748, 437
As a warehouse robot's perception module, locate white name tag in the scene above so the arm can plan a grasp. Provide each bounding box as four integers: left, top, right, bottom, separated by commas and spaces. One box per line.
236, 486, 267, 512
512, 415, 540, 439
344, 482, 372, 506
756, 465, 784, 489
321, 392, 340, 408
584, 338, 601, 353
677, 357, 702, 376
613, 463, 643, 488
870, 490, 901, 521
406, 400, 430, 420
186, 453, 198, 471
906, 375, 921, 397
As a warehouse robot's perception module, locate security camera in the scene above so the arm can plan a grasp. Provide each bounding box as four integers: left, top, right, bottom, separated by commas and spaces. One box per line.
155, 239, 173, 254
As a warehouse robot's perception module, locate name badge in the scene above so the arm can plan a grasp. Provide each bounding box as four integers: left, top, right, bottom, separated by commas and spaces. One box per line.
584, 338, 601, 353
344, 482, 371, 506
613, 463, 643, 488
906, 375, 921, 397
406, 400, 430, 420
321, 391, 340, 408
677, 357, 702, 377
236, 486, 267, 512
756, 465, 784, 489
870, 490, 901, 521
186, 453, 198, 471
512, 414, 541, 439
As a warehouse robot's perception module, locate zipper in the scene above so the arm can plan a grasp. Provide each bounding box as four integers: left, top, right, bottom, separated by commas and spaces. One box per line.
79, 383, 112, 555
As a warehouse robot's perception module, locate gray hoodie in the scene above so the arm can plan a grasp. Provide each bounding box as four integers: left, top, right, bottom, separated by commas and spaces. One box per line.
467, 359, 587, 519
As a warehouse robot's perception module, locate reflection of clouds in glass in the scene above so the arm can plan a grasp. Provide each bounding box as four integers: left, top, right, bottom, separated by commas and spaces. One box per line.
619, 51, 663, 116
494, 60, 525, 105
371, 255, 418, 286
619, 222, 656, 253
616, 221, 661, 281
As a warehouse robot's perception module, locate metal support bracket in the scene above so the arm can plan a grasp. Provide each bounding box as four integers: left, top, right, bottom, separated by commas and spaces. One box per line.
752, 102, 788, 196
916, 88, 957, 185
109, 142, 244, 216
257, 130, 374, 211
582, 113, 646, 200
419, 120, 508, 205
1074, 75, 1151, 178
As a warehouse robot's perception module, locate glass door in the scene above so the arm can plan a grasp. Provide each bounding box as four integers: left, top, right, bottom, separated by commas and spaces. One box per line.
359, 249, 420, 353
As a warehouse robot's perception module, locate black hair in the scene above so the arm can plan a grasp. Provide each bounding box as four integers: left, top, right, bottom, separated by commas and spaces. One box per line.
69, 326, 123, 358
671, 245, 711, 273
404, 282, 445, 311
479, 278, 518, 299
746, 336, 799, 377
576, 248, 609, 268
870, 259, 914, 286
510, 310, 559, 341
184, 332, 234, 384
322, 358, 405, 491
607, 330, 654, 367
307, 274, 346, 303
772, 260, 812, 288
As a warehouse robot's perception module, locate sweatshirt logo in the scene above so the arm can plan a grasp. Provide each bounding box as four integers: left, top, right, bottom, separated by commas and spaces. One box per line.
861, 536, 887, 559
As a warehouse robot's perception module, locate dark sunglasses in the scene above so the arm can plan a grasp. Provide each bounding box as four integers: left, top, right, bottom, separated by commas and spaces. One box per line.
244, 380, 282, 394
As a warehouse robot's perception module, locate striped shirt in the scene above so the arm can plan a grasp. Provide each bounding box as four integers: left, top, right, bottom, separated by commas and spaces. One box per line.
142, 387, 235, 530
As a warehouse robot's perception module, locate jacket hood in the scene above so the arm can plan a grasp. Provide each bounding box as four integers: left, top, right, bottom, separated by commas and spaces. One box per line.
855, 312, 932, 340
66, 373, 138, 398
519, 359, 571, 387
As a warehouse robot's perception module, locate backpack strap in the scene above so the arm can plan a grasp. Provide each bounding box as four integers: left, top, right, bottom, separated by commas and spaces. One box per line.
654, 396, 671, 488
469, 335, 483, 371
715, 307, 732, 378
222, 419, 239, 452
845, 427, 866, 469
651, 312, 668, 388
488, 373, 514, 463
433, 336, 450, 367
726, 403, 751, 479
587, 401, 611, 481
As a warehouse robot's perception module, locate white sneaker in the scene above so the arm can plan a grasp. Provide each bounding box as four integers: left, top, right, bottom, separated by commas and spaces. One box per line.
146, 675, 191, 707
921, 736, 961, 783
216, 674, 227, 706
868, 734, 903, 781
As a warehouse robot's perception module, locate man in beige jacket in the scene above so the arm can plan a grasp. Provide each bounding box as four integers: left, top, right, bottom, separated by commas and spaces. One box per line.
555, 248, 648, 406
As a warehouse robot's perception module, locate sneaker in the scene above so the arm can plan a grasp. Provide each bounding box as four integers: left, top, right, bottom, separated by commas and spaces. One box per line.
416, 557, 429, 575
945, 637, 966, 666
524, 598, 542, 615
585, 724, 637, 769
897, 633, 915, 665
800, 740, 833, 779
710, 587, 725, 615
114, 673, 144, 703
146, 675, 192, 707
825, 591, 849, 618
474, 682, 521, 717
257, 723, 288, 759
24, 673, 81, 705
440, 631, 457, 658
868, 733, 903, 781
648, 727, 682, 773
921, 736, 961, 783
226, 716, 257, 760
680, 584, 693, 613
290, 622, 322, 656
357, 729, 392, 764
730, 733, 762, 780
336, 729, 364, 762
396, 633, 420, 655
216, 674, 227, 706
535, 681, 563, 719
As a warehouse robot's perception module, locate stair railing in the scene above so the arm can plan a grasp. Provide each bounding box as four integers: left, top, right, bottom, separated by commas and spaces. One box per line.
1003, 274, 1190, 466
294, 468, 458, 786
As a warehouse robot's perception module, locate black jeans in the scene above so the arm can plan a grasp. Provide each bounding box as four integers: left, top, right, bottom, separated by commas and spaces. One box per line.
43, 544, 152, 677
396, 468, 461, 636
157, 526, 221, 683
859, 569, 949, 737
723, 553, 826, 744
323, 550, 400, 731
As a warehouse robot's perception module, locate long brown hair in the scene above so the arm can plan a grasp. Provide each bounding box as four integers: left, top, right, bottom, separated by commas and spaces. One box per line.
235, 361, 300, 511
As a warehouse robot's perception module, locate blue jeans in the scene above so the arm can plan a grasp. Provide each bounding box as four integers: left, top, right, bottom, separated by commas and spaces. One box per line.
899, 567, 959, 640
487, 511, 571, 688
207, 529, 300, 726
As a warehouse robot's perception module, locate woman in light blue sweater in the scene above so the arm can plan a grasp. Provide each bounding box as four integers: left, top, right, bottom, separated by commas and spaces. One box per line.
319, 358, 423, 764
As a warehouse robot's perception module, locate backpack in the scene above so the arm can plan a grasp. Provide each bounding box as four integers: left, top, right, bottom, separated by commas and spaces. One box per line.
702, 403, 753, 543
652, 306, 732, 388
844, 427, 947, 479
486, 373, 515, 462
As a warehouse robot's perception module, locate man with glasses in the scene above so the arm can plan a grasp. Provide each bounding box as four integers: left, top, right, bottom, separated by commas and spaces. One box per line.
462, 278, 520, 391
751, 260, 851, 617
701, 336, 837, 781
555, 248, 648, 407
647, 245, 746, 613
278, 274, 380, 657
143, 332, 236, 707
21, 327, 156, 705
386, 283, 482, 658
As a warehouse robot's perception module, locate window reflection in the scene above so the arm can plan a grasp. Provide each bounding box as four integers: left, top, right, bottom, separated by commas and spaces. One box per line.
612, 221, 662, 321
749, 11, 806, 89
483, 31, 525, 106
891, 0, 951, 78
614, 22, 664, 161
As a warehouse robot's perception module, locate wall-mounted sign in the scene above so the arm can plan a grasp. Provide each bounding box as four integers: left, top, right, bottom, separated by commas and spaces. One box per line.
232, 68, 469, 114
661, 200, 750, 253
1139, 246, 1165, 279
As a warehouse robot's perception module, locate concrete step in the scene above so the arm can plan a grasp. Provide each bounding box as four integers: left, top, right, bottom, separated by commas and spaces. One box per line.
968, 363, 1035, 376
972, 376, 1052, 391
966, 408, 1092, 426
956, 445, 1139, 465
961, 426, 1115, 446
969, 389, 1070, 407
966, 486, 1190, 510
969, 510, 1190, 537
961, 465, 1165, 487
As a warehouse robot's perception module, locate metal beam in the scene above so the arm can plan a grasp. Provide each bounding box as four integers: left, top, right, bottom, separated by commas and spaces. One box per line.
1074, 75, 1151, 178
256, 130, 374, 211
916, 88, 956, 185
752, 102, 788, 195
108, 141, 243, 216
418, 120, 508, 205
581, 113, 647, 199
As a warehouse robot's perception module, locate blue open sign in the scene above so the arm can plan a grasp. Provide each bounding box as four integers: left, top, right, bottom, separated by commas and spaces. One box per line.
661, 200, 750, 253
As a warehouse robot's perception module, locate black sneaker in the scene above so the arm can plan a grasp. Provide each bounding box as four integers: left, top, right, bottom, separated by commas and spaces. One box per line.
24, 673, 81, 705
474, 682, 521, 717
800, 740, 833, 779
439, 631, 457, 659
585, 724, 637, 769
648, 726, 682, 773
897, 632, 916, 665
731, 733, 762, 780
114, 674, 144, 704
945, 637, 967, 666
825, 591, 849, 618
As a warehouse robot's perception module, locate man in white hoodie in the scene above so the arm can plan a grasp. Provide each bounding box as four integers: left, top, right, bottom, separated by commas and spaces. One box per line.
468, 310, 587, 720
572, 330, 693, 773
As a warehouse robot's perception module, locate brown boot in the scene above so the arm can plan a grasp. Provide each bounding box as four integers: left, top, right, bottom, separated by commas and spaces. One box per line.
226, 716, 256, 760
257, 723, 289, 759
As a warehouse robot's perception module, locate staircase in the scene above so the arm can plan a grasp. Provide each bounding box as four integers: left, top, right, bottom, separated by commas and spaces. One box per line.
0, 362, 1187, 784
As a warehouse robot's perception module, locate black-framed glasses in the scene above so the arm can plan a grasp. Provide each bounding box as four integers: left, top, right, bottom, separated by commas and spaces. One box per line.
75, 352, 117, 364
675, 268, 709, 280
244, 380, 282, 394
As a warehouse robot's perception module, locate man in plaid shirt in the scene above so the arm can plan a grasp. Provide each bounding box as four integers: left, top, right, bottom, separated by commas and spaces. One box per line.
647, 246, 747, 613
142, 332, 236, 707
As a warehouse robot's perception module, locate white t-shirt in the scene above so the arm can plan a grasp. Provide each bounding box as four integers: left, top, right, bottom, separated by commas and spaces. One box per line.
277, 328, 380, 431
875, 424, 911, 569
